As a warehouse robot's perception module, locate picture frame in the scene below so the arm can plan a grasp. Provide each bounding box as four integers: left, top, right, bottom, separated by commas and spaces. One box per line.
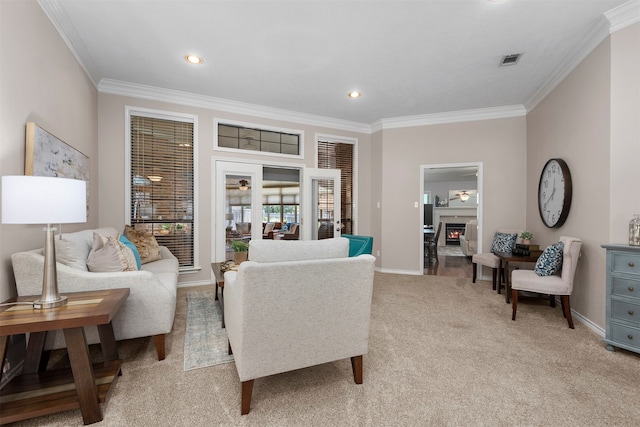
25, 122, 90, 214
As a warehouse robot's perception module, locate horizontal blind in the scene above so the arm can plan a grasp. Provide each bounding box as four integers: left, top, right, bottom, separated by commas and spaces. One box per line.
130, 115, 194, 267
318, 141, 354, 235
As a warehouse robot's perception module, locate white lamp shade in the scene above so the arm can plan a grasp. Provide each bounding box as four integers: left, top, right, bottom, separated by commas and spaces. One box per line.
2, 175, 87, 224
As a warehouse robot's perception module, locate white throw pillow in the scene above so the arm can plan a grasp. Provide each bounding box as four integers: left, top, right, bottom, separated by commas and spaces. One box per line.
86, 232, 138, 272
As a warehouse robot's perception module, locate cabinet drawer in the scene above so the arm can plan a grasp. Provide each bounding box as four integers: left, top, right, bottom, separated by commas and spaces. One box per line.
611, 252, 640, 275
611, 277, 640, 299
611, 299, 640, 324
610, 323, 640, 348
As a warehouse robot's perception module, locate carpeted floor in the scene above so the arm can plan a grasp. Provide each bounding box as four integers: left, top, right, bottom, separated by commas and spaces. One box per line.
11, 272, 640, 426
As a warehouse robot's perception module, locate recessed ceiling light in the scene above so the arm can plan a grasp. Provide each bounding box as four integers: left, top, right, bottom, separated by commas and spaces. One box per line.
347, 91, 361, 98
185, 55, 203, 64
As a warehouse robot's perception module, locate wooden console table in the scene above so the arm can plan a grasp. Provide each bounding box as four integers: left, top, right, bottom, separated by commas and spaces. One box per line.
0, 288, 129, 425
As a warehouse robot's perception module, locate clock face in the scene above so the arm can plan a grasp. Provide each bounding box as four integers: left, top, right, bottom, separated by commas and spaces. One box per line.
538, 158, 572, 228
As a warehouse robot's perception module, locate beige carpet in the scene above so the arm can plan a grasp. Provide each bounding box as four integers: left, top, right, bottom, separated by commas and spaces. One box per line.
11, 273, 640, 426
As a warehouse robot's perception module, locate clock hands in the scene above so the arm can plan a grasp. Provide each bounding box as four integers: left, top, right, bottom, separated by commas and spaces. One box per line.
543, 179, 556, 209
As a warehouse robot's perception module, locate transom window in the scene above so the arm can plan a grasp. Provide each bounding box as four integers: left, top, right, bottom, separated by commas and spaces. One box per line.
217, 123, 301, 156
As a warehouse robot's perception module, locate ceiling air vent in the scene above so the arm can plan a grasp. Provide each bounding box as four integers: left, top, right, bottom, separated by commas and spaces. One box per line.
500, 53, 522, 66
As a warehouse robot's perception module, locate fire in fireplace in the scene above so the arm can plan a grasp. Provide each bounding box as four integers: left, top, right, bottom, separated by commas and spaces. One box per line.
445, 223, 466, 246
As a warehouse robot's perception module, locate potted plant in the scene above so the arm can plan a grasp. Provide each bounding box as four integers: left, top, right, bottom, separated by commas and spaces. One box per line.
231, 240, 249, 263
520, 231, 534, 245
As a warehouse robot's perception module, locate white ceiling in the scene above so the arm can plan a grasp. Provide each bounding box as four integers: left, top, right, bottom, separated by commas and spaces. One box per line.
40, 0, 633, 126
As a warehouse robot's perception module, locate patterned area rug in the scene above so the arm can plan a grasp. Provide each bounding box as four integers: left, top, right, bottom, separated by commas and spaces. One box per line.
184, 291, 234, 371
437, 245, 465, 257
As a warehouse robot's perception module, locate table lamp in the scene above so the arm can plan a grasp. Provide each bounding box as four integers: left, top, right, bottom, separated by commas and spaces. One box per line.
2, 175, 87, 309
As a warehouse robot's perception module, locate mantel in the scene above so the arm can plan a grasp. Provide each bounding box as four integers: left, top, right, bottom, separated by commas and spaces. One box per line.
434, 207, 477, 216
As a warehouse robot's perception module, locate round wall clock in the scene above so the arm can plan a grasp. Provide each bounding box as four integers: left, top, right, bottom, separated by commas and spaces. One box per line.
538, 158, 572, 228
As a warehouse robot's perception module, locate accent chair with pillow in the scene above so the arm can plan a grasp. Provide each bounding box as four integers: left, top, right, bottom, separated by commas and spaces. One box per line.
11, 226, 179, 360
511, 236, 582, 328
224, 238, 376, 414
472, 229, 522, 291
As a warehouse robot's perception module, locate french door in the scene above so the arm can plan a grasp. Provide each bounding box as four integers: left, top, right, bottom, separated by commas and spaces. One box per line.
301, 168, 341, 240
213, 162, 341, 262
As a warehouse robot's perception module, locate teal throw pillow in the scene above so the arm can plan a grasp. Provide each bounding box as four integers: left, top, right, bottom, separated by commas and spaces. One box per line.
490, 232, 518, 254
534, 242, 564, 276
120, 234, 142, 270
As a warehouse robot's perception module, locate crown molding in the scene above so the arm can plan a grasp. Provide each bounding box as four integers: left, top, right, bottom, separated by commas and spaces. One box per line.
38, 0, 100, 87
372, 105, 527, 131
98, 79, 372, 134
524, 14, 612, 112
605, 0, 640, 32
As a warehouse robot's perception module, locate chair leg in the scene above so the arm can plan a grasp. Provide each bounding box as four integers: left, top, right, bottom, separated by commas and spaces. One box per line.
492, 268, 497, 291
472, 263, 477, 283
511, 289, 518, 321
153, 334, 165, 361
351, 355, 363, 384
561, 296, 574, 329
228, 340, 233, 355
241, 380, 254, 415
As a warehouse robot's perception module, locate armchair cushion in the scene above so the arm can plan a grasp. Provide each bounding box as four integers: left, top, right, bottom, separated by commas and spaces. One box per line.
534, 241, 564, 276
490, 232, 518, 254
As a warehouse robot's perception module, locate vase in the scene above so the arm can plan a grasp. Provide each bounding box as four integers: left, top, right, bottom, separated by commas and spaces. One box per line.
522, 239, 531, 245
629, 214, 640, 246
234, 251, 248, 264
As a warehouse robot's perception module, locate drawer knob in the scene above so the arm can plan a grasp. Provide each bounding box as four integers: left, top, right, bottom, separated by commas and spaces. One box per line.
628, 310, 635, 316
629, 287, 635, 292
628, 334, 634, 340
629, 262, 635, 267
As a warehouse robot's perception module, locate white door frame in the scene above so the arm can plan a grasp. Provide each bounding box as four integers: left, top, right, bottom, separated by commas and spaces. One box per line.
301, 167, 342, 240
420, 162, 483, 272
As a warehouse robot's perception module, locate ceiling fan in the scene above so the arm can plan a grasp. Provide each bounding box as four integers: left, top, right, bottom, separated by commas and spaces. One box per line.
238, 179, 250, 191
450, 190, 471, 202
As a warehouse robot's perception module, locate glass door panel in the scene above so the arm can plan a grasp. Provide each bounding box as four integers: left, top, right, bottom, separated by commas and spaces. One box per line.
302, 168, 341, 240
214, 161, 262, 262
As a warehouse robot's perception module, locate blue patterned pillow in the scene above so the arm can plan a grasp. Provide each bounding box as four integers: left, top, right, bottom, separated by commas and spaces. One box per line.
535, 242, 564, 276
490, 232, 518, 254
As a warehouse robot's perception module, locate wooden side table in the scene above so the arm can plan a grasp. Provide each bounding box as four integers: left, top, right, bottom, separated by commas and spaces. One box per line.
0, 288, 129, 425
211, 262, 226, 328
494, 252, 541, 303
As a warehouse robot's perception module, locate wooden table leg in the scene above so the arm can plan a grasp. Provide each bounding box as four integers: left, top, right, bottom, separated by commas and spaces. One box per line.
497, 259, 503, 294
23, 331, 47, 374
64, 327, 102, 424
505, 261, 511, 304
97, 322, 119, 362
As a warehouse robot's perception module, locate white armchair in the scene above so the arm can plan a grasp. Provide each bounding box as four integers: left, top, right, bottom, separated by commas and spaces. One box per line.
224, 238, 376, 414
511, 236, 582, 328
459, 219, 478, 257
472, 229, 522, 291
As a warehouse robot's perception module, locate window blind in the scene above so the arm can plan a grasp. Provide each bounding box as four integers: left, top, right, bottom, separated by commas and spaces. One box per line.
318, 141, 354, 235
130, 115, 194, 268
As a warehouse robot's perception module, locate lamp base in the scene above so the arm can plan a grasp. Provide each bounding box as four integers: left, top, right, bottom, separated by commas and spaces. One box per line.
33, 295, 68, 309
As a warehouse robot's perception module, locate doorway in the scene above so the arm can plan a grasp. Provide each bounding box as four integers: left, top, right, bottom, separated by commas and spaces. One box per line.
421, 162, 482, 277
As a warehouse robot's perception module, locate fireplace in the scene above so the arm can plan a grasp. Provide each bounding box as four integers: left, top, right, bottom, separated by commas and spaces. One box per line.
445, 223, 466, 246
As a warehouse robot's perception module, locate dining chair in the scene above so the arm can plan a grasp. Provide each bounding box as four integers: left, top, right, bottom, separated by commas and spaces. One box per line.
511, 236, 582, 328
425, 222, 443, 265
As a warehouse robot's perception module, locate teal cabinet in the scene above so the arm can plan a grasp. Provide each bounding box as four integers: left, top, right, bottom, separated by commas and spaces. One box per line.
602, 244, 640, 354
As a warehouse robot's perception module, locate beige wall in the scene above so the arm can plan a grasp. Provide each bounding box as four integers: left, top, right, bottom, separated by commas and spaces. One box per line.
0, 1, 98, 302
377, 117, 528, 273
98, 93, 372, 285
526, 38, 613, 328
610, 23, 640, 243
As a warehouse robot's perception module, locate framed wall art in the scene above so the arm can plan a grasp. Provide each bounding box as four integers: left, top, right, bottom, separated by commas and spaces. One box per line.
25, 122, 90, 215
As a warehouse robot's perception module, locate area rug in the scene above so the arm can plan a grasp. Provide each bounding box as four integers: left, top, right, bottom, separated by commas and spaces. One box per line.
183, 291, 234, 371
437, 245, 464, 257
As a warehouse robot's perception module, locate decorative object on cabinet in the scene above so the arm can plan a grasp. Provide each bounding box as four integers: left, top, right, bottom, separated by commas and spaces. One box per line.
601, 244, 640, 355
629, 215, 640, 246
538, 158, 572, 228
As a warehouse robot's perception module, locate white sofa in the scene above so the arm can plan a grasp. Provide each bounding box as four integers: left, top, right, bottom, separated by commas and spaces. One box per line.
224, 238, 376, 414
11, 227, 178, 360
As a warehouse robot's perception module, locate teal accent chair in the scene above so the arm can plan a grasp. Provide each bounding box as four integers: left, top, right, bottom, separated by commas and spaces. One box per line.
342, 234, 373, 257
